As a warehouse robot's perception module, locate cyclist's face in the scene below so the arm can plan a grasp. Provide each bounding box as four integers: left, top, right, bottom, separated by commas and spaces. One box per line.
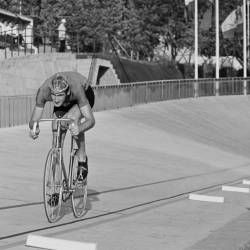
51, 92, 67, 107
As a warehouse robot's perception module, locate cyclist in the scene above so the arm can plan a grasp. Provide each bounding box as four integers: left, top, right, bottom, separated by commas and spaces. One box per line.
29, 71, 95, 204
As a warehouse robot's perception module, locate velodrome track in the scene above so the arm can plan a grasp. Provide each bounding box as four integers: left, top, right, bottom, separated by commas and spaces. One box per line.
1, 95, 250, 249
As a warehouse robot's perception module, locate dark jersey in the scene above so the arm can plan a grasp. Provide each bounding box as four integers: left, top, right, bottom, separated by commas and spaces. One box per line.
36, 71, 89, 108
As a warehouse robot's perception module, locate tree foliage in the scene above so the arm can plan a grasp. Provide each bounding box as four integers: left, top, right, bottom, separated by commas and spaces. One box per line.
0, 0, 245, 62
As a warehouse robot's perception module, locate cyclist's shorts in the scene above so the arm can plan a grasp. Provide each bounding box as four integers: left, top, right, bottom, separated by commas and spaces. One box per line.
85, 85, 95, 109
53, 85, 95, 118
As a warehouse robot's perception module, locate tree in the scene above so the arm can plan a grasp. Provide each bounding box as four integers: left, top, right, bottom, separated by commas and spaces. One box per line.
0, 0, 11, 10
0, 0, 245, 64
160, 0, 193, 61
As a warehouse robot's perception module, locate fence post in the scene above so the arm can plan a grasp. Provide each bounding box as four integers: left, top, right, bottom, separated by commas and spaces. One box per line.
244, 78, 247, 95
17, 28, 20, 56
50, 33, 53, 53
10, 35, 13, 58
161, 81, 164, 100
4, 31, 7, 59
24, 28, 27, 55
215, 79, 219, 96
43, 34, 46, 53
30, 30, 33, 55
194, 80, 199, 97
77, 32, 80, 54
178, 80, 181, 98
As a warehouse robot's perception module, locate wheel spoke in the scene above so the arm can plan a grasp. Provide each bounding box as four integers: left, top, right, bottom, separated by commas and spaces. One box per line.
71, 154, 87, 218
43, 149, 63, 223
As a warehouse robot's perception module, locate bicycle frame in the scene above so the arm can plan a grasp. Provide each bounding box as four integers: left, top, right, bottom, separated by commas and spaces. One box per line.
34, 118, 75, 196
34, 118, 87, 221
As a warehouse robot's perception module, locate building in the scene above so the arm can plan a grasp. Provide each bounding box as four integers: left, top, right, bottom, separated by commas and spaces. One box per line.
0, 8, 33, 48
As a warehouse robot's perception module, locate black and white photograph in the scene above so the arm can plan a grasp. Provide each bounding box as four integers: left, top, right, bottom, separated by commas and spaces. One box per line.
1, 0, 250, 249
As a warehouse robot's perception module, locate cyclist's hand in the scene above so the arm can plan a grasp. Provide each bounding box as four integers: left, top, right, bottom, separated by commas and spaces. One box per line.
84, 80, 90, 90
29, 127, 40, 140
69, 122, 79, 136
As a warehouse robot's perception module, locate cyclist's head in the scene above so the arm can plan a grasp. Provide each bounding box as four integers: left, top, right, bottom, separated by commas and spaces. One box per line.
49, 74, 69, 95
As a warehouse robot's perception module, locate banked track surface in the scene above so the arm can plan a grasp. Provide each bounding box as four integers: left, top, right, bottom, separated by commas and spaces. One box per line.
1, 95, 250, 250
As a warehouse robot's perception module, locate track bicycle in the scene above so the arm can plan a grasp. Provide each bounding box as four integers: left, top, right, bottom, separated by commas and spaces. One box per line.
33, 118, 88, 223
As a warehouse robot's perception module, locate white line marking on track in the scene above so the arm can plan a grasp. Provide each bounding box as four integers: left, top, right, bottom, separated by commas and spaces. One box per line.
189, 193, 224, 203
222, 185, 250, 193
25, 234, 97, 250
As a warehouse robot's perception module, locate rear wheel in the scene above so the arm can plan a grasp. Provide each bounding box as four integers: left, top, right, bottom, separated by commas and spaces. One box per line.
43, 148, 63, 223
71, 151, 88, 218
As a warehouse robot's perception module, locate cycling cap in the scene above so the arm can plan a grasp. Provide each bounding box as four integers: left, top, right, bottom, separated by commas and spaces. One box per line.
50, 74, 69, 94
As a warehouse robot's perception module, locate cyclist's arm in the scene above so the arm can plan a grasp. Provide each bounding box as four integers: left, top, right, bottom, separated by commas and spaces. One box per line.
29, 106, 44, 130
74, 83, 95, 132
29, 87, 47, 129
79, 104, 95, 133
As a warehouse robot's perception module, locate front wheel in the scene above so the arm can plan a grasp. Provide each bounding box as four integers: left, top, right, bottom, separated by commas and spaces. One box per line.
43, 148, 63, 223
70, 151, 88, 218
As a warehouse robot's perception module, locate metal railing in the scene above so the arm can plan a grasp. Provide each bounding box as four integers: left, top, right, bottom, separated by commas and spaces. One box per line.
0, 77, 249, 128
0, 28, 72, 59
0, 28, 113, 59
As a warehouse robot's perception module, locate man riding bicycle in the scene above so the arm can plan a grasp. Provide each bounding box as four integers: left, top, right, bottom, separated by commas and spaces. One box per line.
29, 71, 95, 187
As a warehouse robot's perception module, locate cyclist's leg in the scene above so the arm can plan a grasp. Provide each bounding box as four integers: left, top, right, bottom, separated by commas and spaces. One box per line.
74, 131, 86, 161
64, 104, 88, 180
52, 104, 86, 169
64, 104, 87, 161
51, 113, 67, 147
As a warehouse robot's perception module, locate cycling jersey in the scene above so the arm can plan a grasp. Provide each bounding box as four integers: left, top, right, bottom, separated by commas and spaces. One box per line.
36, 71, 90, 108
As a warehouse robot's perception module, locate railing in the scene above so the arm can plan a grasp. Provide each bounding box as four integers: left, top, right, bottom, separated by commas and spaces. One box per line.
0, 28, 100, 59
0, 77, 250, 128
0, 28, 70, 59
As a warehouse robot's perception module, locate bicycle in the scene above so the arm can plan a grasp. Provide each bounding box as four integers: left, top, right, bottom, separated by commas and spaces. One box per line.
33, 118, 88, 223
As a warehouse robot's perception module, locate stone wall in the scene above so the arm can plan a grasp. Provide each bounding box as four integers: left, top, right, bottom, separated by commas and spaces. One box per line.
0, 53, 77, 96
0, 53, 120, 96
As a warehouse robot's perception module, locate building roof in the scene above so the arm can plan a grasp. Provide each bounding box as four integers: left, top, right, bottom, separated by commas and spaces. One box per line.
0, 8, 32, 24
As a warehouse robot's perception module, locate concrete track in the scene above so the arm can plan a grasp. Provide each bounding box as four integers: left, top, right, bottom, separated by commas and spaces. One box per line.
1, 96, 250, 250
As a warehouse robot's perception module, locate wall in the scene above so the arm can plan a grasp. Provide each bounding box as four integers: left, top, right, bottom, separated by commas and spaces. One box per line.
0, 77, 249, 128
0, 53, 121, 96
0, 53, 77, 96
93, 58, 120, 85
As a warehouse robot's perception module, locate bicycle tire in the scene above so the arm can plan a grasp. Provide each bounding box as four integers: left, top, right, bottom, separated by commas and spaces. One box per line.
43, 148, 63, 223
70, 150, 88, 218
